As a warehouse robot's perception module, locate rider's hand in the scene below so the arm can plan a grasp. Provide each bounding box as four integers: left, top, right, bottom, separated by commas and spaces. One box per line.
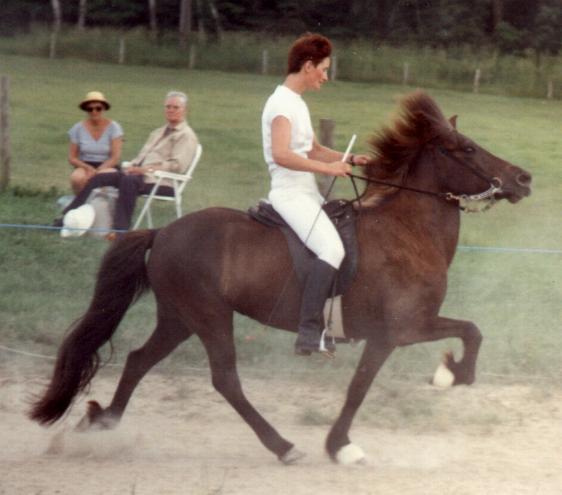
126, 166, 149, 176
350, 154, 370, 166
328, 161, 352, 177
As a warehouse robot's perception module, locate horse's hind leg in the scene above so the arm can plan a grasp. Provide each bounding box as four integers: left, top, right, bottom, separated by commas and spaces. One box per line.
197, 313, 297, 463
79, 310, 192, 429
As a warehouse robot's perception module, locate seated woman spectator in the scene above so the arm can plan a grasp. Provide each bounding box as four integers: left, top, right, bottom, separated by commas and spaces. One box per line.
68, 91, 123, 193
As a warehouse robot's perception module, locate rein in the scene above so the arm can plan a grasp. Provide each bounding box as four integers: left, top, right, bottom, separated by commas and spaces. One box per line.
347, 145, 503, 212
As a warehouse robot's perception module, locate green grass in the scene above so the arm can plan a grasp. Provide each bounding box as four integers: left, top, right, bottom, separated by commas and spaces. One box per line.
0, 54, 561, 387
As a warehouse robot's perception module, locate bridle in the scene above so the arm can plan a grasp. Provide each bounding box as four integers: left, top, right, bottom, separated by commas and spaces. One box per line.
347, 144, 504, 212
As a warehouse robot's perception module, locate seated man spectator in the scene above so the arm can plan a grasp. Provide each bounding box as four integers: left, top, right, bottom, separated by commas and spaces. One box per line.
55, 90, 199, 239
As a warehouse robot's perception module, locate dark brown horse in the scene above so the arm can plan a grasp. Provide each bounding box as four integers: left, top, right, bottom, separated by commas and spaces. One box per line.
29, 91, 531, 464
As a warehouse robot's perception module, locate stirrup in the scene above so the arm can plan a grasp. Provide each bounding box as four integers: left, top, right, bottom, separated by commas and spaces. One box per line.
320, 328, 336, 356
295, 329, 336, 357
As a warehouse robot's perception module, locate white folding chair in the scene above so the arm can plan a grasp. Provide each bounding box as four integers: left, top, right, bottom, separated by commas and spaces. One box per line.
133, 144, 202, 229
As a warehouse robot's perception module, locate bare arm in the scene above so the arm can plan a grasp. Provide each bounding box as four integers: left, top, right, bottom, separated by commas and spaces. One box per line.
271, 116, 350, 176
98, 137, 123, 171
68, 143, 95, 172
308, 135, 347, 163
309, 135, 370, 167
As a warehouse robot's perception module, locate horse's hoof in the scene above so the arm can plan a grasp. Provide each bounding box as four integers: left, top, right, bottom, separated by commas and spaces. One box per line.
75, 401, 118, 431
280, 446, 306, 465
432, 360, 455, 389
335, 443, 366, 465
45, 429, 66, 455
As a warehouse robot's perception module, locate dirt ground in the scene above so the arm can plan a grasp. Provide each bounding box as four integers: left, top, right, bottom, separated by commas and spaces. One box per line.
1, 360, 561, 495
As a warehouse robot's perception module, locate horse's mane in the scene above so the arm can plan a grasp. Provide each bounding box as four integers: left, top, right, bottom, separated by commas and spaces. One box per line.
362, 91, 451, 205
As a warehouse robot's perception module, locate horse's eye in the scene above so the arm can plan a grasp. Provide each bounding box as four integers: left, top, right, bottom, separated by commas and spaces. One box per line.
464, 146, 475, 153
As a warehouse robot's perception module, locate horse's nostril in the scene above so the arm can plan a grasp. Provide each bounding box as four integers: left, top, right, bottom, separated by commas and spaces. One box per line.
516, 172, 532, 187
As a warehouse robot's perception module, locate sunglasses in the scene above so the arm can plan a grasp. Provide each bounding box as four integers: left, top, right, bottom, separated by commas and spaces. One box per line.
86, 105, 104, 113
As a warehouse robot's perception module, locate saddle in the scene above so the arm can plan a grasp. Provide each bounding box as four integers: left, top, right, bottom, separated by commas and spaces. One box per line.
248, 199, 359, 296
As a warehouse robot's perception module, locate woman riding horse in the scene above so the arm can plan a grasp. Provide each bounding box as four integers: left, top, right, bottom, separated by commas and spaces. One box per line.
29, 90, 532, 465
262, 33, 369, 355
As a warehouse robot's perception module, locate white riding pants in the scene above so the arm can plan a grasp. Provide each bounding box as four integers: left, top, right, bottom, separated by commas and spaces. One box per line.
269, 187, 345, 269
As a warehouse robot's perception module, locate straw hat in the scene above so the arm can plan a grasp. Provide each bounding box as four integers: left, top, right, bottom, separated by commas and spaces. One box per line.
79, 91, 111, 111
60, 204, 96, 238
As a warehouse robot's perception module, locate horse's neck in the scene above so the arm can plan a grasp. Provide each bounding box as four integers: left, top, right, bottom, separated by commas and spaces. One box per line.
410, 155, 460, 263
368, 156, 460, 265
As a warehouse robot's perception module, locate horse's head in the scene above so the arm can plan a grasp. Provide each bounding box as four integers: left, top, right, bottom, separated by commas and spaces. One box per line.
364, 91, 532, 210
430, 114, 532, 207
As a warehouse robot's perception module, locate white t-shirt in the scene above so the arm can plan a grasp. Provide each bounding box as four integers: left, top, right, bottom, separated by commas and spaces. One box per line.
261, 85, 318, 192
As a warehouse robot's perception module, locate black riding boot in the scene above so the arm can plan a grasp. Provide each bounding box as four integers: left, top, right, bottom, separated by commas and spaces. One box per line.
295, 258, 338, 356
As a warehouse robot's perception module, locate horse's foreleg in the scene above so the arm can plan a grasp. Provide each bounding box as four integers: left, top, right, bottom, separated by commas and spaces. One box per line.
430, 316, 482, 385
326, 339, 394, 463
198, 316, 297, 463
78, 312, 191, 429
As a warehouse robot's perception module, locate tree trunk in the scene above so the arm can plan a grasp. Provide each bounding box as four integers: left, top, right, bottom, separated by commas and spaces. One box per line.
179, 0, 192, 48
148, 0, 157, 38
51, 0, 62, 33
0, 76, 11, 192
195, 0, 207, 42
50, 0, 61, 58
77, 0, 87, 30
208, 0, 222, 41
492, 0, 503, 31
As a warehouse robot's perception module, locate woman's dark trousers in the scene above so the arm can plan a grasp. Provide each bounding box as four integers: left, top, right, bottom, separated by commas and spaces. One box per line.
62, 172, 172, 231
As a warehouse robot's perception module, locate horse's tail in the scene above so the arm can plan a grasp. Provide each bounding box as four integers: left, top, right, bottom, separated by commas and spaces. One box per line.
29, 229, 158, 425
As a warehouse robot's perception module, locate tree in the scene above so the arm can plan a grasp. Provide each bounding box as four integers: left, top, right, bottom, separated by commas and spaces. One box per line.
533, 0, 562, 56
51, 0, 62, 33
179, 0, 192, 47
50, 0, 61, 59
208, 0, 223, 41
148, 0, 158, 38
491, 0, 503, 31
77, 0, 87, 30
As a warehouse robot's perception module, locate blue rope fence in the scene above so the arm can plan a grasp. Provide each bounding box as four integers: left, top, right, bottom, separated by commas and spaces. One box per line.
0, 223, 128, 235
1, 222, 561, 254
0, 222, 559, 382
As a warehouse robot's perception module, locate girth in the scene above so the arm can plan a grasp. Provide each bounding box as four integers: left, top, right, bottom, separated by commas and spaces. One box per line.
248, 199, 359, 296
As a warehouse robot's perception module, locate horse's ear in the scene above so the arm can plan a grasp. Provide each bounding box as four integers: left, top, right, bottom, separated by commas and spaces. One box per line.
449, 115, 458, 129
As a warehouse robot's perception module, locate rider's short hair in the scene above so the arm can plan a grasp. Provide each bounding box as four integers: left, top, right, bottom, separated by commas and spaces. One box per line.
287, 33, 332, 75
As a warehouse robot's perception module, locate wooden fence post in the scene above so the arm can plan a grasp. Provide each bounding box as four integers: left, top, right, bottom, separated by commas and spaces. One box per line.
118, 37, 126, 64
188, 45, 196, 70
473, 68, 481, 93
0, 76, 11, 192
403, 62, 410, 86
330, 55, 337, 81
49, 31, 58, 59
547, 79, 553, 99
261, 49, 269, 75
317, 118, 335, 199
320, 119, 335, 148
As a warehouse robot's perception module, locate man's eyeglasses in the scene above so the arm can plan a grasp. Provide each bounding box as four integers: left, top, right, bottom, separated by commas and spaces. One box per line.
86, 105, 104, 113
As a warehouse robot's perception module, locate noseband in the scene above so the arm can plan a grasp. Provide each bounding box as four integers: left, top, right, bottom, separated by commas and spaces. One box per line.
348, 145, 503, 213
437, 146, 503, 211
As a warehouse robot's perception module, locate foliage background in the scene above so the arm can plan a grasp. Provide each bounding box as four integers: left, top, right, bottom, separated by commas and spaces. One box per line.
2, 0, 561, 57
